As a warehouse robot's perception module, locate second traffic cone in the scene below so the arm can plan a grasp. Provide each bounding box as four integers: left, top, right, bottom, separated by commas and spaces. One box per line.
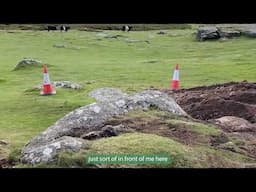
171, 64, 179, 90
40, 64, 56, 96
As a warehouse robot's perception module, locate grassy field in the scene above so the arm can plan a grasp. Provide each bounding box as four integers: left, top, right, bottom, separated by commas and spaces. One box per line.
0, 27, 256, 162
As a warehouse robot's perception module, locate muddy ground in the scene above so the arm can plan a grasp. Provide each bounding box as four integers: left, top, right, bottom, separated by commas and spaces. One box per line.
161, 81, 256, 159
163, 81, 256, 123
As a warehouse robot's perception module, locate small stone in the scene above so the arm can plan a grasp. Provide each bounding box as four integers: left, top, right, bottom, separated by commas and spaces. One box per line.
157, 31, 166, 35
86, 80, 96, 84
200, 94, 208, 98
229, 91, 236, 96
219, 37, 228, 42
81, 131, 101, 140
53, 44, 66, 48
0, 140, 8, 145
53, 81, 82, 90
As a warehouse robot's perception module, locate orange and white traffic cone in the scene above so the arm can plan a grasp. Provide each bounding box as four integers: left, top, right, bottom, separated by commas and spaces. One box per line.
40, 64, 56, 96
171, 64, 179, 90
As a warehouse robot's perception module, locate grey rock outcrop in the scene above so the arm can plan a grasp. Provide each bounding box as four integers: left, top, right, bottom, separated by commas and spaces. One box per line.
196, 24, 256, 41
14, 58, 43, 70
196, 27, 220, 41
88, 88, 128, 102
21, 136, 85, 164
21, 88, 187, 164
218, 29, 241, 38
242, 29, 256, 38
25, 81, 82, 92
54, 81, 82, 90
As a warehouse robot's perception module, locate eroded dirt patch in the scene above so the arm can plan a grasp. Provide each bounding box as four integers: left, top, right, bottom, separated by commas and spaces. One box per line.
104, 112, 217, 146
163, 81, 256, 123
160, 81, 256, 158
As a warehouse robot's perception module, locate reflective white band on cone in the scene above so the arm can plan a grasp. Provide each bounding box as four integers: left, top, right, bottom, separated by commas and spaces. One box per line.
172, 70, 179, 81
43, 73, 51, 85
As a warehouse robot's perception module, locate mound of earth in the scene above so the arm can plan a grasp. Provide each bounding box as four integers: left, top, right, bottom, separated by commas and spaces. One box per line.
164, 81, 256, 123
162, 81, 256, 160
13, 58, 43, 70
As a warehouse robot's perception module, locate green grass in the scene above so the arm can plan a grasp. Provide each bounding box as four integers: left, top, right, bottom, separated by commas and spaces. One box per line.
83, 133, 194, 168
166, 119, 221, 136
0, 28, 256, 161
44, 133, 254, 168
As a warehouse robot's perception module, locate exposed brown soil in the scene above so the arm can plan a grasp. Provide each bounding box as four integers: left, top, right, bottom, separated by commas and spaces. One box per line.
160, 81, 256, 158
162, 81, 256, 123
105, 115, 214, 146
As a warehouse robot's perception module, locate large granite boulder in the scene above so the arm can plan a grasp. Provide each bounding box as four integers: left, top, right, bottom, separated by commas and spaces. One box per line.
21, 88, 187, 164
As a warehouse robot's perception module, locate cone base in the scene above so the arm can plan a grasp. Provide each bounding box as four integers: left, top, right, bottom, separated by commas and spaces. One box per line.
40, 84, 56, 96
40, 90, 56, 96
171, 80, 179, 90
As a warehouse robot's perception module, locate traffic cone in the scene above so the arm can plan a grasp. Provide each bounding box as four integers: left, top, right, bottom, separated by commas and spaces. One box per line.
40, 64, 56, 96
171, 64, 179, 90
